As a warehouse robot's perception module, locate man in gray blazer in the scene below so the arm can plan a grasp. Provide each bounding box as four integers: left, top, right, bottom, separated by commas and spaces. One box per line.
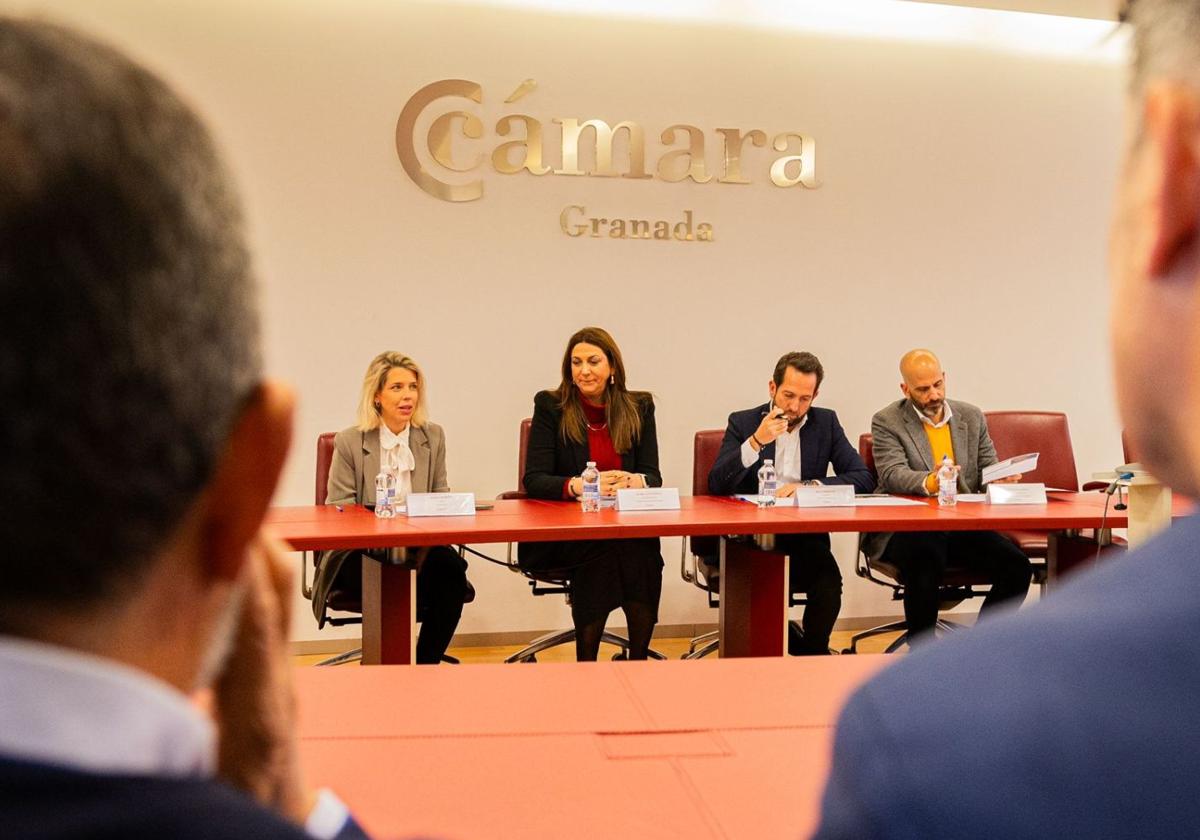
863, 349, 1031, 642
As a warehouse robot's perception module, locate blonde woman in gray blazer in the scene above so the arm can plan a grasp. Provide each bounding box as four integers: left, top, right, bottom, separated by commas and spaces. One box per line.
313, 352, 468, 664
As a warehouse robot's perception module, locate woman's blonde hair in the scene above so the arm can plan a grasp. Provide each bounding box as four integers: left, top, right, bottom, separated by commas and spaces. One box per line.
356, 351, 428, 431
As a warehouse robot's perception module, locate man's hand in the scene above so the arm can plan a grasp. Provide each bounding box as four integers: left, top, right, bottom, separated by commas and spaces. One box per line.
213, 533, 311, 826
751, 407, 789, 449
995, 473, 1023, 484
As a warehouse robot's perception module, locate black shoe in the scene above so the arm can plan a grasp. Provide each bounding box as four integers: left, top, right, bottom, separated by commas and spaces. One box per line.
787, 620, 805, 656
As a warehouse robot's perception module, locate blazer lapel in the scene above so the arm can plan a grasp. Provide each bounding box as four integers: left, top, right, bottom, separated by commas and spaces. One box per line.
361, 429, 381, 503
411, 426, 432, 493
948, 404, 972, 487
901, 406, 934, 472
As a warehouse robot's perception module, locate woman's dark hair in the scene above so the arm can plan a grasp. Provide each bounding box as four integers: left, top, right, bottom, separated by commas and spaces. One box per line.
552, 326, 649, 453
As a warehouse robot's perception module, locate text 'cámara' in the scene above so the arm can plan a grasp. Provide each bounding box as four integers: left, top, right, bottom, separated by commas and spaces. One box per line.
397, 79, 818, 203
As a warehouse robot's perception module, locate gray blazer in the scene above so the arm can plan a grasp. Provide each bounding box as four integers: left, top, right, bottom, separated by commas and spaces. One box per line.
325, 423, 449, 505
861, 398, 998, 561
313, 422, 449, 625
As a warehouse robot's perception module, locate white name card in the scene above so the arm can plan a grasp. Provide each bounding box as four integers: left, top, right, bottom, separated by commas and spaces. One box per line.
793, 484, 855, 507
406, 492, 476, 517
615, 487, 681, 511
985, 483, 1048, 505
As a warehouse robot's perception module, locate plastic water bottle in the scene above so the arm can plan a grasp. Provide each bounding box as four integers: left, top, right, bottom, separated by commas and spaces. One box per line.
937, 455, 958, 507
375, 467, 397, 518
757, 459, 777, 509
580, 461, 600, 513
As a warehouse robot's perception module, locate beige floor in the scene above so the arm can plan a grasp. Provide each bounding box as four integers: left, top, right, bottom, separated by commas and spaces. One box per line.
294, 628, 905, 666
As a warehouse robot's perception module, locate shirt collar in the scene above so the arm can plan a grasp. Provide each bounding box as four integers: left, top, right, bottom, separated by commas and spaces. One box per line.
379, 422, 410, 451
0, 635, 214, 777
911, 400, 953, 429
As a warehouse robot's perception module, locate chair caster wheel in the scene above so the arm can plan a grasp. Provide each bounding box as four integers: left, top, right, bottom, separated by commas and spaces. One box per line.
612, 652, 627, 661
521, 655, 537, 663
841, 648, 855, 655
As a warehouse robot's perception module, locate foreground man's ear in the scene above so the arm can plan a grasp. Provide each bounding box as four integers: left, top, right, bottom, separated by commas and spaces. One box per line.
1141, 82, 1200, 280
197, 380, 296, 583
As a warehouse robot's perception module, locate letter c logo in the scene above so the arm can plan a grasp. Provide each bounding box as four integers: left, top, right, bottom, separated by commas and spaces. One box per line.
396, 79, 484, 202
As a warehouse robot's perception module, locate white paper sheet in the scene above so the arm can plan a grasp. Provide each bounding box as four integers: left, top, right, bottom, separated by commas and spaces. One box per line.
851, 496, 928, 507
983, 452, 1039, 484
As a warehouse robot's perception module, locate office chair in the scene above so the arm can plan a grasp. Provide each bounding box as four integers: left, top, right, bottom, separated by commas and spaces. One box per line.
305, 432, 473, 665
678, 429, 724, 659
845, 433, 991, 653
984, 411, 1122, 583
499, 418, 665, 663
679, 429, 816, 659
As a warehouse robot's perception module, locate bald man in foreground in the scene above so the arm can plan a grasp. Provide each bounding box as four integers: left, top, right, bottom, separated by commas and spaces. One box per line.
816, 5, 1200, 833
860, 350, 1031, 643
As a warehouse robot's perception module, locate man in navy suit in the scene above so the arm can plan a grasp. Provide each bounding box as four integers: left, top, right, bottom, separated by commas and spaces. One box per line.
0, 19, 366, 839
708, 352, 873, 655
813, 2, 1200, 837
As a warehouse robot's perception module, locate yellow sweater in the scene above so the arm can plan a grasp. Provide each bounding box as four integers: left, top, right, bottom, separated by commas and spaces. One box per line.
923, 422, 955, 495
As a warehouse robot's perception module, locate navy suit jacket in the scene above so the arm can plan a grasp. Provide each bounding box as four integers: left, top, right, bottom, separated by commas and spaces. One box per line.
814, 511, 1200, 840
707, 403, 873, 497
0, 755, 371, 839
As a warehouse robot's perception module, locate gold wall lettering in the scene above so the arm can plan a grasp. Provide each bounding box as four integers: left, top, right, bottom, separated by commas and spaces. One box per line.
397, 79, 817, 202
560, 206, 714, 242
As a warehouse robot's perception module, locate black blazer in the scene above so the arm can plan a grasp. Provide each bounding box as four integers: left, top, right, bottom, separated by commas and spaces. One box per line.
707, 403, 874, 496
523, 390, 663, 498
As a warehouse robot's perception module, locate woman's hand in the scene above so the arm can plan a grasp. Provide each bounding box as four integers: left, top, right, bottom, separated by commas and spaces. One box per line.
599, 471, 645, 495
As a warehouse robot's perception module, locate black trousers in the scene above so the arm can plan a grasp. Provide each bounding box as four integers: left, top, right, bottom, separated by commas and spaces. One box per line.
881, 531, 1032, 640
331, 545, 468, 664
519, 538, 663, 626
777, 533, 842, 655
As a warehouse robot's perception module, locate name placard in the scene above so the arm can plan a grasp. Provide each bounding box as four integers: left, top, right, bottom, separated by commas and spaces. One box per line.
793, 484, 855, 507
985, 483, 1048, 505
406, 492, 476, 517
615, 487, 681, 512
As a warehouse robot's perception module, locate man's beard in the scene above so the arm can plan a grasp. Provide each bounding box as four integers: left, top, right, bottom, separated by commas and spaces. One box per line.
918, 399, 943, 419
194, 580, 247, 691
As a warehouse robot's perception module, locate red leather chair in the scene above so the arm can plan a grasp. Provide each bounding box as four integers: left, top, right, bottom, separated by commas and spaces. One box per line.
984, 411, 1079, 579
306, 432, 473, 665
1122, 429, 1138, 464
681, 429, 814, 659
846, 433, 990, 653
300, 434, 365, 665
678, 430, 725, 659
498, 419, 665, 663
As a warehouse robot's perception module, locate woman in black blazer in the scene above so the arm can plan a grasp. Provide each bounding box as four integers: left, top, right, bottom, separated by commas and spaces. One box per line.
520, 326, 664, 661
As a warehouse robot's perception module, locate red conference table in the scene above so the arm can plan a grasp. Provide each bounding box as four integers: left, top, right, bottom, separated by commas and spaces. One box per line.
268, 492, 1191, 664
294, 654, 890, 839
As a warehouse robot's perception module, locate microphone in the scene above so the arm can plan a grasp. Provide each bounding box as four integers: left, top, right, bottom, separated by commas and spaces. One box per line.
1107, 471, 1133, 510
1104, 472, 1134, 496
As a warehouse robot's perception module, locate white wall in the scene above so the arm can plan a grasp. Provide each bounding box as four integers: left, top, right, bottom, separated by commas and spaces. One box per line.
5, 0, 1127, 642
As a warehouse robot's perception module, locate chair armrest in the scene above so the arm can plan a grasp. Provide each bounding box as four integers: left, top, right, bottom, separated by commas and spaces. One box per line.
681, 539, 696, 584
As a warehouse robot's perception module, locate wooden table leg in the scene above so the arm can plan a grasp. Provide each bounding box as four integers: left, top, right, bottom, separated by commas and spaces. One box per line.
718, 537, 789, 658
361, 554, 416, 665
